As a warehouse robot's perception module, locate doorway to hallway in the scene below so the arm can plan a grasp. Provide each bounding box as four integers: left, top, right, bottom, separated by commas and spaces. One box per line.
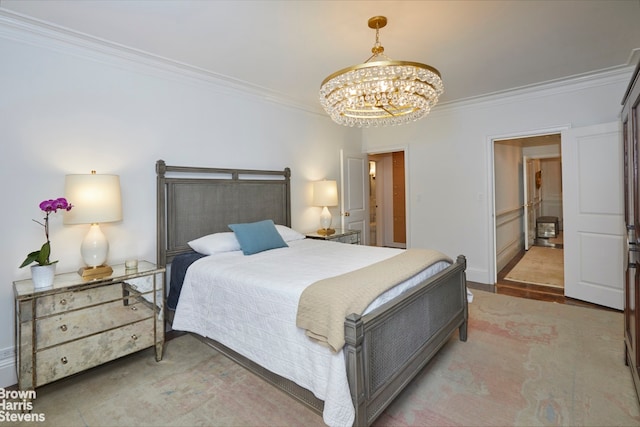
493, 123, 623, 309
493, 133, 564, 296
368, 151, 406, 248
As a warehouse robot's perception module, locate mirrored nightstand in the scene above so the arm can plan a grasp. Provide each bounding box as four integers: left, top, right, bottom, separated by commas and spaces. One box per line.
14, 261, 165, 391
305, 229, 361, 245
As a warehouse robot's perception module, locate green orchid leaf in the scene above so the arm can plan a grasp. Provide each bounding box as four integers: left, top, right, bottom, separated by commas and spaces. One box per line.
19, 250, 40, 268
20, 242, 53, 268
36, 241, 51, 265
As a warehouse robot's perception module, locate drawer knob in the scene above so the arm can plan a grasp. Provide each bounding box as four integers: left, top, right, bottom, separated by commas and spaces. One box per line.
131, 334, 138, 341
60, 299, 67, 306
60, 324, 68, 332
130, 306, 138, 311
61, 357, 68, 364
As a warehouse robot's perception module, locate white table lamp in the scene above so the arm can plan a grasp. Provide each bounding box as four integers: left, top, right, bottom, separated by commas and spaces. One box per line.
312, 180, 338, 236
64, 171, 122, 279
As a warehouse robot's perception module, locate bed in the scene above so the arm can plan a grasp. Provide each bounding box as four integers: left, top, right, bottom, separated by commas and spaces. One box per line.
156, 160, 468, 427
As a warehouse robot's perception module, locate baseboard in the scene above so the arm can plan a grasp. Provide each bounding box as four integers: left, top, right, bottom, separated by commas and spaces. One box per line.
467, 281, 495, 293
496, 238, 523, 273
466, 266, 492, 285
0, 346, 16, 388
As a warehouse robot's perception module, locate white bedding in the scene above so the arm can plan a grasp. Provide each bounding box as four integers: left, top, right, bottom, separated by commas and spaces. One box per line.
172, 239, 450, 427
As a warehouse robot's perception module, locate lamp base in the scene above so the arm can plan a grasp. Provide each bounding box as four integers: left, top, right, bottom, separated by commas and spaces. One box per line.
317, 228, 336, 236
78, 264, 113, 280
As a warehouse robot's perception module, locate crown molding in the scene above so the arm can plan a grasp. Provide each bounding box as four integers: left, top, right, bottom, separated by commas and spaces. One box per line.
626, 48, 640, 67
1, 9, 633, 121
0, 9, 325, 116
432, 65, 634, 116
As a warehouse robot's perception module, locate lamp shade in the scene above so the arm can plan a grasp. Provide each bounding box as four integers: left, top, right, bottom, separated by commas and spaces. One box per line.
64, 173, 122, 224
312, 180, 338, 207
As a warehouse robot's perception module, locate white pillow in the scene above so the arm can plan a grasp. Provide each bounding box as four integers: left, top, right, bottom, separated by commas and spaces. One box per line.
188, 232, 241, 255
275, 224, 306, 242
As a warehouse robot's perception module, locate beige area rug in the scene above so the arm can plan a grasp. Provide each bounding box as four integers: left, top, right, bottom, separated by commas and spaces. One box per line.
505, 246, 564, 288
12, 291, 640, 427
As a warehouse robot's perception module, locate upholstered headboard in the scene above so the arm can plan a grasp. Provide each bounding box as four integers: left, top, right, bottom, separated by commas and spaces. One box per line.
156, 160, 291, 266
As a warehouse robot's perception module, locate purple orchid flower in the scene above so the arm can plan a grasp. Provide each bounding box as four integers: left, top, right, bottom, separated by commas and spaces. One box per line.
20, 197, 74, 268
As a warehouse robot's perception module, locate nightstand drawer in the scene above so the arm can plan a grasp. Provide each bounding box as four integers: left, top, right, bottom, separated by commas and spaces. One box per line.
336, 233, 360, 244
36, 318, 154, 386
36, 283, 123, 316
36, 300, 155, 348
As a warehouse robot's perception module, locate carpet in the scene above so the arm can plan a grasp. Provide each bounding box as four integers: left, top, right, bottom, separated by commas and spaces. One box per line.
13, 291, 639, 427
505, 246, 564, 288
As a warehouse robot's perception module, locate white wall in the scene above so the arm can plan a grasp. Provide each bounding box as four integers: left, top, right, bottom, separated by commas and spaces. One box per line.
363, 67, 633, 284
0, 18, 358, 387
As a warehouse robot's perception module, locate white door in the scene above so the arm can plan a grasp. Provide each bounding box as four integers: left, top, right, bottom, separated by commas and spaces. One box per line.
562, 122, 624, 309
523, 157, 537, 250
340, 148, 369, 244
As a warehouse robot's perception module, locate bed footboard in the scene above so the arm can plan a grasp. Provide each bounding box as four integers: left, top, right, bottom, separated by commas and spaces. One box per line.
344, 255, 468, 427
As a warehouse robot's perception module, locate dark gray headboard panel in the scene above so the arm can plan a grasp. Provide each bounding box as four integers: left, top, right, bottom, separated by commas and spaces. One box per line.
156, 160, 291, 266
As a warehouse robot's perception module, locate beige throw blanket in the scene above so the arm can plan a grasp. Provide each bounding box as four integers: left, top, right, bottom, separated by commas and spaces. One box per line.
296, 248, 452, 352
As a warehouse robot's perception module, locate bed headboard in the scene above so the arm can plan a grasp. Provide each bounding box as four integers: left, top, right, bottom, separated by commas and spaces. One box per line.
156, 159, 291, 266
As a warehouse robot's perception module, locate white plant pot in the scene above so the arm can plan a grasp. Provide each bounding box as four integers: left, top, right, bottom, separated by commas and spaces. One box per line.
31, 264, 56, 289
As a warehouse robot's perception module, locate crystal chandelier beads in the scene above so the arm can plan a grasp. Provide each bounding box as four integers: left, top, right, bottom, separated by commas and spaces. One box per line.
319, 16, 443, 127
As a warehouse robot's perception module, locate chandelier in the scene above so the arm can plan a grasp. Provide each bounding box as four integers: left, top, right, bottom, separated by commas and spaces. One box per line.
319, 16, 444, 127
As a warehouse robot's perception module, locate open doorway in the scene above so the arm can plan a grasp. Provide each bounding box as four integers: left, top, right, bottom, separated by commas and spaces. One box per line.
494, 134, 564, 296
368, 151, 406, 248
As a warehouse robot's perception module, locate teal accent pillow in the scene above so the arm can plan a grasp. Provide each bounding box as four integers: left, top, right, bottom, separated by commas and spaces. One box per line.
228, 219, 288, 255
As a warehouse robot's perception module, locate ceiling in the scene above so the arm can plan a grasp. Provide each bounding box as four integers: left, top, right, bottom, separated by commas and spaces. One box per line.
2, 0, 640, 112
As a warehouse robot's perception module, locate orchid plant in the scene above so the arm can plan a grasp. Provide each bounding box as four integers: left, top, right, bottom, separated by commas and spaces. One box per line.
20, 198, 73, 268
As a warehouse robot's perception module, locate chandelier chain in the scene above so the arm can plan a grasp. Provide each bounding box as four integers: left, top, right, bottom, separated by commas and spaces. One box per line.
370, 22, 385, 59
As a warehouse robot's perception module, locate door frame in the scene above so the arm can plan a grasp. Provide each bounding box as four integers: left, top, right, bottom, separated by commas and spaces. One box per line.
367, 146, 410, 247
523, 156, 537, 250
488, 125, 570, 283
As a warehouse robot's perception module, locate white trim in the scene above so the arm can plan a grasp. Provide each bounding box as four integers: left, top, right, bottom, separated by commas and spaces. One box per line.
627, 48, 640, 67
0, 9, 325, 116
0, 346, 16, 388
434, 66, 634, 116
487, 133, 497, 284
404, 145, 411, 249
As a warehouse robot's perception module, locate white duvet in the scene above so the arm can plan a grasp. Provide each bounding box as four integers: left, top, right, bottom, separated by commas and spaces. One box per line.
172, 239, 450, 427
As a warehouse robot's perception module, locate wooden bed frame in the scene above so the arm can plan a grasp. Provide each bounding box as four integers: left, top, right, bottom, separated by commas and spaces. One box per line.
156, 159, 468, 426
